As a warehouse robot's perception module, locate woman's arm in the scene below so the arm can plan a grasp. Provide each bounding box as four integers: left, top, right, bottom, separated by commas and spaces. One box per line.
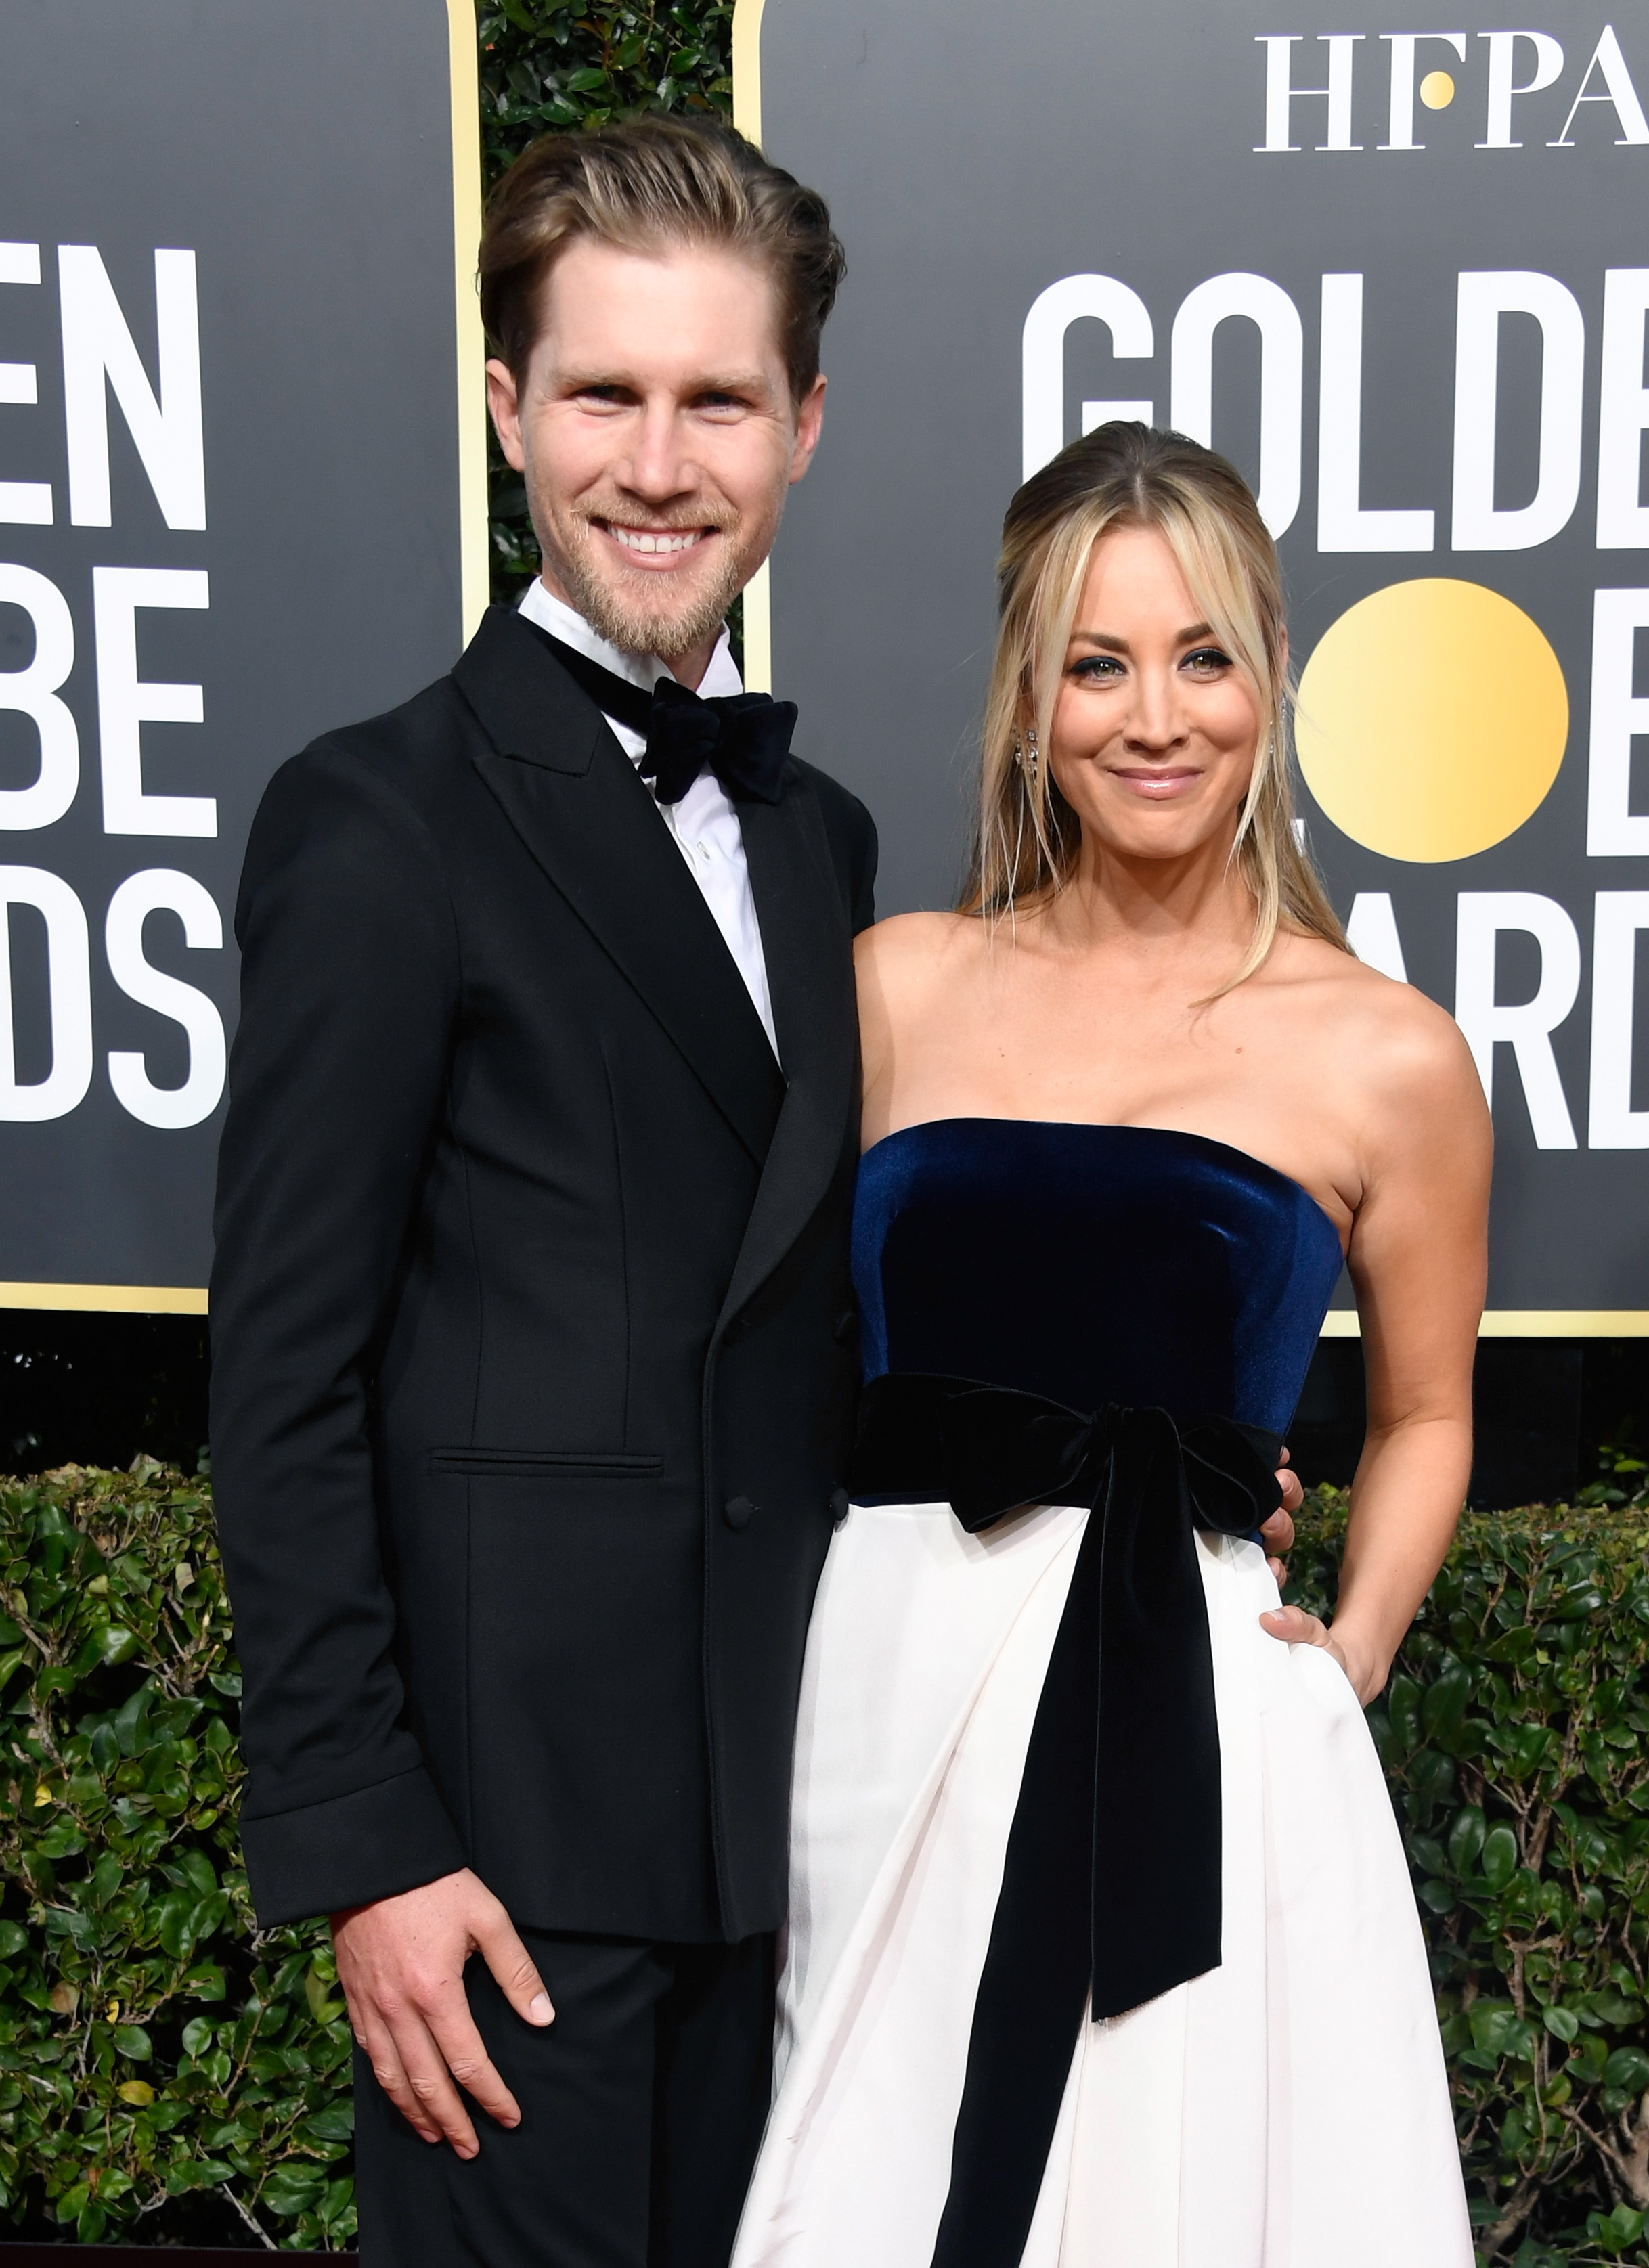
1262, 991, 1491, 1704
854, 922, 898, 1149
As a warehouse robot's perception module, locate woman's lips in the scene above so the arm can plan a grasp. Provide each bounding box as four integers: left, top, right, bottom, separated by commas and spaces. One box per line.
1107, 767, 1203, 800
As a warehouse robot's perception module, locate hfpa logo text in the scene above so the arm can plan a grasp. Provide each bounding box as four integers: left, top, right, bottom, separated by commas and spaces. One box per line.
1255, 25, 1648, 151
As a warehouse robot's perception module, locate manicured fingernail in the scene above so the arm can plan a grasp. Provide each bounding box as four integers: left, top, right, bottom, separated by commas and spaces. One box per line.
529, 1993, 554, 2024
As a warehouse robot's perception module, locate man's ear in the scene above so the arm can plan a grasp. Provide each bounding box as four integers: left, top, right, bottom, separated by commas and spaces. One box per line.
788, 373, 827, 487
487, 358, 527, 473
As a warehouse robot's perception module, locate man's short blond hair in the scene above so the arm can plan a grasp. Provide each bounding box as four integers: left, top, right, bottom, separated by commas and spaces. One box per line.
479, 116, 845, 399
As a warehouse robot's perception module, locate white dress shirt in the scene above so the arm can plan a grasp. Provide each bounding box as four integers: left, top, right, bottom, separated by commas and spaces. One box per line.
518, 579, 778, 1057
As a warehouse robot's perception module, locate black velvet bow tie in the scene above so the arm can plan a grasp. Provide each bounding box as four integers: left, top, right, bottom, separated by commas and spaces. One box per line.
527, 621, 796, 805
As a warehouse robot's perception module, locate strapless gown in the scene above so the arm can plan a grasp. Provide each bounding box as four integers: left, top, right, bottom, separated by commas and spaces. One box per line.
730, 1121, 1472, 2268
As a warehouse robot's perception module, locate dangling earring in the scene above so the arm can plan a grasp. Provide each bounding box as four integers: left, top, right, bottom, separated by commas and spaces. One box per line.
1015, 724, 1040, 784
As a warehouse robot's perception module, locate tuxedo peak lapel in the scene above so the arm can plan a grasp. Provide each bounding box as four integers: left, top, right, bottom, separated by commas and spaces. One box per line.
452, 606, 604, 776
458, 609, 785, 1165
719, 774, 858, 1326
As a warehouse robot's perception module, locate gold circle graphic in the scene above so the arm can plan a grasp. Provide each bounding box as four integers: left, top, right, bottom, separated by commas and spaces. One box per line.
1419, 69, 1456, 108
1294, 579, 1567, 864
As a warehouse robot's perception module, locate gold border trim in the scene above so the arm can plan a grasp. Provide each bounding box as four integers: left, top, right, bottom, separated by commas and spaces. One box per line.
1, 1287, 1644, 1331
732, 0, 766, 145
732, 0, 772, 689
447, 0, 489, 642
0, 1283, 208, 1314
742, 565, 774, 694
1321, 1312, 1649, 1339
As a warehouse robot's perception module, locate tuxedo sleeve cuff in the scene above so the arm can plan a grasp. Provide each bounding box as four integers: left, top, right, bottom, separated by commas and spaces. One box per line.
238, 1765, 469, 1927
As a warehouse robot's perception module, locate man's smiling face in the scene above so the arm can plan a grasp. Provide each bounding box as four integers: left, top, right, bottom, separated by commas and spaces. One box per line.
486, 236, 826, 686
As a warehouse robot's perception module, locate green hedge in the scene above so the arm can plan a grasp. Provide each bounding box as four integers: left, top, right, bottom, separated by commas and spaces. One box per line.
0, 1461, 1646, 2258
1291, 1473, 1649, 2267
0, 1465, 345, 2250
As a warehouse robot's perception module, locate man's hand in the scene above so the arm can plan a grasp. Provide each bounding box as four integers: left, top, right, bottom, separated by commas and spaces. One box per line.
332, 1869, 554, 2157
1260, 1446, 1303, 1583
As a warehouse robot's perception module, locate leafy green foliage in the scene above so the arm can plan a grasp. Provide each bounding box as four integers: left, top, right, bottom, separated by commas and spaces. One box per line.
474, 0, 738, 604
0, 1464, 351, 2250
1287, 1486, 1649, 2267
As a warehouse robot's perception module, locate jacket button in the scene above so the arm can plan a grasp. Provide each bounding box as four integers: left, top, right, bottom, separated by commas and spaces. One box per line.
829, 1487, 850, 1525
724, 1495, 757, 1532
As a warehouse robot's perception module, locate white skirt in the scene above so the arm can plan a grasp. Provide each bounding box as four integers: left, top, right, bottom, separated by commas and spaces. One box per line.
730, 1499, 1474, 2268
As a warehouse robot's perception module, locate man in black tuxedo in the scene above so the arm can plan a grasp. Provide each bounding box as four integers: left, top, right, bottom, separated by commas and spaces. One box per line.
210, 120, 872, 2267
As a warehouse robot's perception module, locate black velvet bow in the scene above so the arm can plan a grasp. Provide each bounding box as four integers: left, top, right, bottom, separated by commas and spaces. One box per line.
641, 677, 796, 806
523, 619, 795, 805
849, 1372, 1284, 2268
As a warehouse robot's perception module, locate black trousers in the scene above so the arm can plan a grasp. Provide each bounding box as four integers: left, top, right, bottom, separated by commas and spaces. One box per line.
355, 1930, 776, 2268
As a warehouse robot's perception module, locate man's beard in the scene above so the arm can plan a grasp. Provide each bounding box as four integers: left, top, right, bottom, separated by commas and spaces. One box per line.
550, 512, 750, 663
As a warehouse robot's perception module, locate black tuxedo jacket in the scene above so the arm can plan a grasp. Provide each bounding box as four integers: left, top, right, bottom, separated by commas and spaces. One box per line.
210, 606, 876, 1940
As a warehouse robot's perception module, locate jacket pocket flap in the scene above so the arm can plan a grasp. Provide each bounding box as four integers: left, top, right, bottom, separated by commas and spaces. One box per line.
428, 1448, 663, 1477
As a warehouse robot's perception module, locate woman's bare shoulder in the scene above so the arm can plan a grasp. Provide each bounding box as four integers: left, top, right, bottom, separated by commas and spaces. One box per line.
854, 910, 983, 994
1273, 933, 1485, 1128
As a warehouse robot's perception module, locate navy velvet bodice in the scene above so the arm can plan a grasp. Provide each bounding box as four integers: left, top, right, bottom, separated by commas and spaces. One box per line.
852, 1120, 1345, 1436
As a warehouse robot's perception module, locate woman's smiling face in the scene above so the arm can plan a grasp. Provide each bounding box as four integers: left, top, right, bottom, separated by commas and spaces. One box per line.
1046, 523, 1263, 866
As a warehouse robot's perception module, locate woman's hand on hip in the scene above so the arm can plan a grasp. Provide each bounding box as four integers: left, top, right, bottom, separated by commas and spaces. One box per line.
1258, 1604, 1386, 1708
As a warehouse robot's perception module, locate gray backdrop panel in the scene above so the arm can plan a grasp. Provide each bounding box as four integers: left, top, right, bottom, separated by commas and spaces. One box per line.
0, 0, 466, 1290
760, 0, 1649, 1314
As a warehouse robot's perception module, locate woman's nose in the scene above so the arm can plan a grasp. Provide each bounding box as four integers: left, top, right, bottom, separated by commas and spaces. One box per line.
1124, 672, 1187, 749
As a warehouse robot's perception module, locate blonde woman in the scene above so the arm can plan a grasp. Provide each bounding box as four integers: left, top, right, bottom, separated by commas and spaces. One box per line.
731, 426, 1487, 2267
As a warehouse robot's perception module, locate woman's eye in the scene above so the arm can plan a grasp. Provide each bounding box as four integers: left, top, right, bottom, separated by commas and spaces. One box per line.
1070, 654, 1123, 682
1183, 646, 1232, 674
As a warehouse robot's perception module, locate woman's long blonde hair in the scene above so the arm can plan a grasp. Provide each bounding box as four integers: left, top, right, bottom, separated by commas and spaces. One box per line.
960, 422, 1347, 991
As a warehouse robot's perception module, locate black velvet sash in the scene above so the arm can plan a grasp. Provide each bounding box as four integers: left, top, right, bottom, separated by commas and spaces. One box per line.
848, 1371, 1284, 2268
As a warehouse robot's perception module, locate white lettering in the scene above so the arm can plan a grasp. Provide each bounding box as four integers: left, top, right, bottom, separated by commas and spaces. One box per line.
60, 246, 204, 531
1451, 271, 1584, 550
104, 868, 225, 1128
1346, 891, 1409, 981
1476, 30, 1564, 148
1170, 273, 1302, 539
1021, 275, 1153, 481
1585, 588, 1649, 856
1255, 33, 1363, 152
1455, 891, 1581, 1147
1549, 23, 1649, 147
0, 565, 77, 832
1317, 274, 1434, 551
1380, 32, 1467, 150
93, 565, 213, 837
0, 864, 91, 1121
1589, 891, 1649, 1146
0, 244, 49, 526
1598, 271, 1649, 548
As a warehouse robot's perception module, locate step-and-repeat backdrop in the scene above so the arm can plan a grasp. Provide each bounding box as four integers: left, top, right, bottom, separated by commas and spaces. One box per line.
742, 0, 1649, 1325
0, 0, 484, 1308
